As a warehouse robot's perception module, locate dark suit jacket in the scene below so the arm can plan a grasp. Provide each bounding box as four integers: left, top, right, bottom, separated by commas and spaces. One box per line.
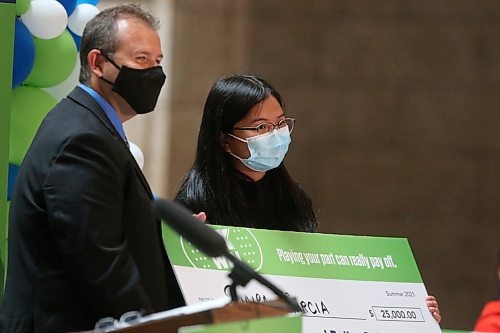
0, 87, 184, 333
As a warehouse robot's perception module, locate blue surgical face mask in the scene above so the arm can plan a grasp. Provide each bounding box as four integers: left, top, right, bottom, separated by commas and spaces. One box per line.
226, 126, 291, 172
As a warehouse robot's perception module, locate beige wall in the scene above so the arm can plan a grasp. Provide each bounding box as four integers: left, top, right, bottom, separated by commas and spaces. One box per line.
101, 0, 500, 330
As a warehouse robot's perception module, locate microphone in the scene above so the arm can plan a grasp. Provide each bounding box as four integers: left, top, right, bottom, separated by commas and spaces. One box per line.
152, 198, 302, 313
152, 199, 227, 257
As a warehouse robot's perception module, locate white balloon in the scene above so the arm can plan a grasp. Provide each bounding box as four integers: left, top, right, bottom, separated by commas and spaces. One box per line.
128, 142, 145, 170
21, 0, 68, 39
68, 3, 100, 36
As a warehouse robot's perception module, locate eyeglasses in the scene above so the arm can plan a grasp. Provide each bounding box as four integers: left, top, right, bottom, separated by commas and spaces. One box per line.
94, 311, 143, 331
232, 118, 295, 134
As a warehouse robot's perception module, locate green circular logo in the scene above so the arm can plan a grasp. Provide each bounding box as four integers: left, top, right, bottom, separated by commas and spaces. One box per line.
181, 227, 263, 271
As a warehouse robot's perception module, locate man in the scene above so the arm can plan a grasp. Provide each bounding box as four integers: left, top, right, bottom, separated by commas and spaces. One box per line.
0, 5, 183, 332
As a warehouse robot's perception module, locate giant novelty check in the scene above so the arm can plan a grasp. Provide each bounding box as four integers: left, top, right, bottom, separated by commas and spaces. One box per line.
162, 226, 441, 333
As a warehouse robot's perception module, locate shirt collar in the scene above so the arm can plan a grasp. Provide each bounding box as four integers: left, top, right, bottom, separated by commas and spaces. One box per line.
78, 83, 128, 143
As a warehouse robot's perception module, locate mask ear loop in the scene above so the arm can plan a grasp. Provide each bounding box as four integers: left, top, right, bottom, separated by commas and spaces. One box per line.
222, 132, 249, 163
97, 50, 121, 86
99, 50, 121, 70
225, 132, 248, 143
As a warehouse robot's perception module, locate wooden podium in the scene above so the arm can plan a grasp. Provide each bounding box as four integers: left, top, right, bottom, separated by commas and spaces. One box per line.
93, 301, 292, 333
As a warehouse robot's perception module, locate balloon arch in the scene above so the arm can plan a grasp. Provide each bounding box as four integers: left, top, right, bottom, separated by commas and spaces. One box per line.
9, 0, 147, 200
8, 0, 100, 199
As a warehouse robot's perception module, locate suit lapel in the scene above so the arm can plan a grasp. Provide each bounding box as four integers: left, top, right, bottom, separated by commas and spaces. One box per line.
66, 86, 155, 199
130, 155, 155, 199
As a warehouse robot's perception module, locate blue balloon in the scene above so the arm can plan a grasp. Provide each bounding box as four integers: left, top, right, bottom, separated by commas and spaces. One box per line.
8, 164, 20, 200
77, 0, 99, 5
58, 0, 78, 16
12, 19, 35, 88
69, 29, 81, 51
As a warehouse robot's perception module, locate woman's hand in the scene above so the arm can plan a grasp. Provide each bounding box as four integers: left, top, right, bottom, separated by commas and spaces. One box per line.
192, 212, 207, 223
426, 295, 441, 323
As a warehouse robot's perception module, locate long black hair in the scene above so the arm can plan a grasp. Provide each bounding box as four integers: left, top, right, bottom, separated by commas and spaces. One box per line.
176, 74, 317, 232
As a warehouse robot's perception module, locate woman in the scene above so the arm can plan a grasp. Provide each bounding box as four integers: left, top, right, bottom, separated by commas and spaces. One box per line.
176, 74, 317, 232
175, 73, 441, 323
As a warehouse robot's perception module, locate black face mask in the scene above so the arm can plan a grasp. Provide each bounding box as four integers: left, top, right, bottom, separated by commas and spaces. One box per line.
100, 53, 166, 114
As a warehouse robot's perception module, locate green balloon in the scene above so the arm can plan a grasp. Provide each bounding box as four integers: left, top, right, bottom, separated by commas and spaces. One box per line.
16, 0, 31, 16
9, 86, 57, 165
24, 30, 78, 88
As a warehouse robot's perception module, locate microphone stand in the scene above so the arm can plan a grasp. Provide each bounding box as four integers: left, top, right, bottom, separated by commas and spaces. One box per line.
225, 252, 303, 313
